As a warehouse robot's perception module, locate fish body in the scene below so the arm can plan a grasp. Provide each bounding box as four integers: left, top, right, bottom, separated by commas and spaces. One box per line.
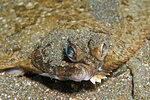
31, 30, 109, 84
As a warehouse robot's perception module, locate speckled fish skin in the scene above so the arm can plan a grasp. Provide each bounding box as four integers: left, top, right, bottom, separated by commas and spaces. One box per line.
101, 22, 148, 73
31, 30, 108, 82
0, 0, 149, 85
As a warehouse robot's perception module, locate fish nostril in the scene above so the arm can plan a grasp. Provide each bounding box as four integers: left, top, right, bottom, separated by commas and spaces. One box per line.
87, 61, 92, 65
99, 62, 104, 71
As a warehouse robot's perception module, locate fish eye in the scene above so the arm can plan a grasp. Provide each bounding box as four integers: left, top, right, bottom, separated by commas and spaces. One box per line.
88, 39, 108, 61
101, 42, 107, 54
66, 40, 77, 62
100, 41, 108, 59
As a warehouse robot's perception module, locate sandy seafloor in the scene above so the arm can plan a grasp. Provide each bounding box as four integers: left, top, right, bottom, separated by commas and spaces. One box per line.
0, 0, 150, 100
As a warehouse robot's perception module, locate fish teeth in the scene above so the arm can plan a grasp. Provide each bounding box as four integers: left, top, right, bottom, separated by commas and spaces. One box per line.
90, 73, 109, 84
90, 76, 102, 84
97, 79, 102, 83
90, 77, 96, 84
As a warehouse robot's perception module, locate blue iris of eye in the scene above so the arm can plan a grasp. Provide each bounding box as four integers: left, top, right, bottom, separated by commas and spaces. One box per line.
67, 46, 75, 57
102, 43, 107, 54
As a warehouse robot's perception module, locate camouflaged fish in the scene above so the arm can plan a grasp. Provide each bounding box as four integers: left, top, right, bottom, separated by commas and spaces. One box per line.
31, 30, 109, 84
0, 25, 148, 84
0, 30, 109, 84
0, 0, 149, 84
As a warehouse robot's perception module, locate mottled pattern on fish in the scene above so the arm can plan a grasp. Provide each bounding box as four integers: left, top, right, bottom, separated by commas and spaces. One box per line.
31, 30, 108, 83
0, 0, 149, 84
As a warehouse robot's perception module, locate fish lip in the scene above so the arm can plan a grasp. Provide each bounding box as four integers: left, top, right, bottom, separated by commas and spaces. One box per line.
39, 63, 93, 82
72, 63, 98, 81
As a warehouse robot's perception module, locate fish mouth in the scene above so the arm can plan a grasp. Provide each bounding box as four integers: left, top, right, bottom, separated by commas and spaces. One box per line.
39, 62, 97, 82
68, 63, 92, 81
59, 62, 99, 82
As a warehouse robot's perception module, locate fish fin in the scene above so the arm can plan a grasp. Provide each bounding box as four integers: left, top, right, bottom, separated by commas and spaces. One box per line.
90, 72, 108, 84
6, 68, 25, 76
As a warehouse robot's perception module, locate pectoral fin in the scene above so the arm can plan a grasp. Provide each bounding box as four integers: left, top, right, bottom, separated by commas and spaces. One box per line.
6, 68, 25, 76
